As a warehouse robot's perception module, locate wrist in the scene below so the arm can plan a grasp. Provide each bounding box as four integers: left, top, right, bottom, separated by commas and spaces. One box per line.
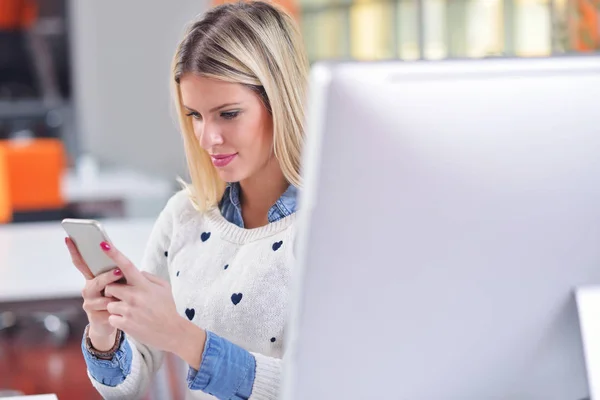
88, 327, 118, 352
172, 317, 206, 370
85, 326, 122, 360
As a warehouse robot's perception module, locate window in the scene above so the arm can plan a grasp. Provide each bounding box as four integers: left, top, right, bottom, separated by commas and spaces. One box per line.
301, 7, 349, 60
397, 0, 420, 59
350, 0, 395, 60
299, 0, 597, 62
423, 0, 447, 59
513, 0, 552, 56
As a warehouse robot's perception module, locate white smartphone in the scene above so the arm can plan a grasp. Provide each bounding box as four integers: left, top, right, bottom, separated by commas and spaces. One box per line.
61, 218, 119, 277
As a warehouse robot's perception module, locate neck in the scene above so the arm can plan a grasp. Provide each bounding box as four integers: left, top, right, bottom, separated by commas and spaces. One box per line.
239, 158, 288, 216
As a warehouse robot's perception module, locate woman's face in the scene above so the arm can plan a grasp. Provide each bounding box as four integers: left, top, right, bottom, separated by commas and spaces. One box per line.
179, 74, 275, 183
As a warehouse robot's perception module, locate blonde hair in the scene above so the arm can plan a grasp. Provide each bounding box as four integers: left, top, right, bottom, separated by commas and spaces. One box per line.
171, 1, 309, 211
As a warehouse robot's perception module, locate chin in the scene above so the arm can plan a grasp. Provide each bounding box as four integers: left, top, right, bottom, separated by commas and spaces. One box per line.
216, 168, 246, 183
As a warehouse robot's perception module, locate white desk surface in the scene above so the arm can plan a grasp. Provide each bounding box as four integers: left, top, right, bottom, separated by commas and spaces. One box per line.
0, 218, 155, 303
62, 169, 172, 203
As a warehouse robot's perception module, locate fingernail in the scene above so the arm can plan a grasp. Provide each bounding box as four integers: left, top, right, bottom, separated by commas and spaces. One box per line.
114, 268, 122, 276
64, 237, 69, 245
100, 241, 111, 251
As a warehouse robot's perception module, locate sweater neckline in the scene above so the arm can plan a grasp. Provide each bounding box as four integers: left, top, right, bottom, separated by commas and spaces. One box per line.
204, 206, 297, 244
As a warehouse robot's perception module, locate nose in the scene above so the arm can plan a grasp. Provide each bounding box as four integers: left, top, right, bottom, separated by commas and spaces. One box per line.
197, 120, 223, 150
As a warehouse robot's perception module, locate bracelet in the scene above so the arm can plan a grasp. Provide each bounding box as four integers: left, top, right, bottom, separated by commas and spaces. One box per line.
84, 325, 123, 360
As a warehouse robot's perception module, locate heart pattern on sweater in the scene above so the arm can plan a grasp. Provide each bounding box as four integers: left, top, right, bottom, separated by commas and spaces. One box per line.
185, 308, 195, 320
272, 241, 283, 251
201, 232, 211, 242
231, 293, 243, 305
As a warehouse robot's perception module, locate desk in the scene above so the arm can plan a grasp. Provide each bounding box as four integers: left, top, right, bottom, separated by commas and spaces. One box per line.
0, 218, 155, 303
62, 169, 173, 219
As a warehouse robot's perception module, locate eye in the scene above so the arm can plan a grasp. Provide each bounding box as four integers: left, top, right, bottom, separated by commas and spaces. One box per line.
221, 111, 240, 120
185, 111, 202, 120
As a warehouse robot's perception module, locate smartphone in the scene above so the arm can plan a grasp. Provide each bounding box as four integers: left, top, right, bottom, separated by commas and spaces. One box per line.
61, 218, 119, 278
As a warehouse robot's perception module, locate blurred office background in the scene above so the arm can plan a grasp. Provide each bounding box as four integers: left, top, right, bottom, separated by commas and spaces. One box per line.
0, 0, 598, 398
1, 0, 598, 223
300, 0, 598, 62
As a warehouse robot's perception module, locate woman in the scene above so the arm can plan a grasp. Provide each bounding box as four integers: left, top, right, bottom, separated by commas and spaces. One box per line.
65, 2, 308, 399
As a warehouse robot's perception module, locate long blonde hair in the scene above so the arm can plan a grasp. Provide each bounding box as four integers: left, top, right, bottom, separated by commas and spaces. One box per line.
171, 1, 309, 211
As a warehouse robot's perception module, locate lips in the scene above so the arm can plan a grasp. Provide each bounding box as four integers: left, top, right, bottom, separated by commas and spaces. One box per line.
210, 153, 237, 167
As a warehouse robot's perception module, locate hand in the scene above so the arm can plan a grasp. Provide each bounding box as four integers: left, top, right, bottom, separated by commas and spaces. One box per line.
65, 237, 122, 351
99, 241, 195, 355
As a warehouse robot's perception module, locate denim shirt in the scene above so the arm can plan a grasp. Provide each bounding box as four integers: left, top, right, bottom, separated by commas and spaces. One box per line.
83, 182, 298, 398
220, 181, 297, 228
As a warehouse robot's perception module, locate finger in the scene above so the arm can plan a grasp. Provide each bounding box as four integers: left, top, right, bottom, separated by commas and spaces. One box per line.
65, 237, 94, 280
142, 271, 168, 287
87, 268, 126, 297
106, 300, 129, 317
83, 296, 116, 312
88, 310, 111, 325
100, 241, 143, 285
108, 314, 126, 331
104, 282, 136, 304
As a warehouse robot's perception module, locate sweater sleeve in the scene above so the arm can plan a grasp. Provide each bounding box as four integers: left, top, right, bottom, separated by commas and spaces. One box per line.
87, 189, 189, 399
249, 352, 282, 400
185, 331, 283, 400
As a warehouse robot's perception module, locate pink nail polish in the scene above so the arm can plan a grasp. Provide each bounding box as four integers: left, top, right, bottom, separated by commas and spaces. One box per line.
114, 268, 122, 276
100, 242, 111, 251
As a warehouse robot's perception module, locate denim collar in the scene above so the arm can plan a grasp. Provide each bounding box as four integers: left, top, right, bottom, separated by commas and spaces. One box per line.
221, 182, 298, 228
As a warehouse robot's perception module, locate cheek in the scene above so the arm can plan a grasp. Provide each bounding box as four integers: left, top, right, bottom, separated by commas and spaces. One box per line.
235, 120, 272, 153
192, 121, 203, 143
249, 114, 273, 153
247, 128, 272, 162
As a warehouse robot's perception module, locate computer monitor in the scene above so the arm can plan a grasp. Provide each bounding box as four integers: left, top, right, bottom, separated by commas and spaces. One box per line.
284, 56, 600, 400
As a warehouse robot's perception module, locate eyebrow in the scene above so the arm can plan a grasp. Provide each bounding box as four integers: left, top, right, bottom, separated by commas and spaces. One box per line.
183, 103, 241, 113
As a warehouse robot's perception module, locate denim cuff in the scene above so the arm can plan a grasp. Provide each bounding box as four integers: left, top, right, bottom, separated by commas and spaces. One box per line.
81, 327, 132, 387
187, 330, 256, 399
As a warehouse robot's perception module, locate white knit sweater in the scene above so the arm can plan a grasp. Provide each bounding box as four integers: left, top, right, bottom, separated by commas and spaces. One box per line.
89, 190, 296, 400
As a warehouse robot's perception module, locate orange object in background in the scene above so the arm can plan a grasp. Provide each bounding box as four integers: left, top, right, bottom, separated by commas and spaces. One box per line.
0, 0, 38, 30
570, 0, 600, 51
0, 145, 11, 223
0, 138, 66, 213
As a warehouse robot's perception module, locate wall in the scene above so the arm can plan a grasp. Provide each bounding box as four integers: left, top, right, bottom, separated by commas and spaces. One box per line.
68, 0, 211, 181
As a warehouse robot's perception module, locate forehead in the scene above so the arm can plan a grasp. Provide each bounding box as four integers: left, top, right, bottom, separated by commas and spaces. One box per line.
179, 74, 252, 108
